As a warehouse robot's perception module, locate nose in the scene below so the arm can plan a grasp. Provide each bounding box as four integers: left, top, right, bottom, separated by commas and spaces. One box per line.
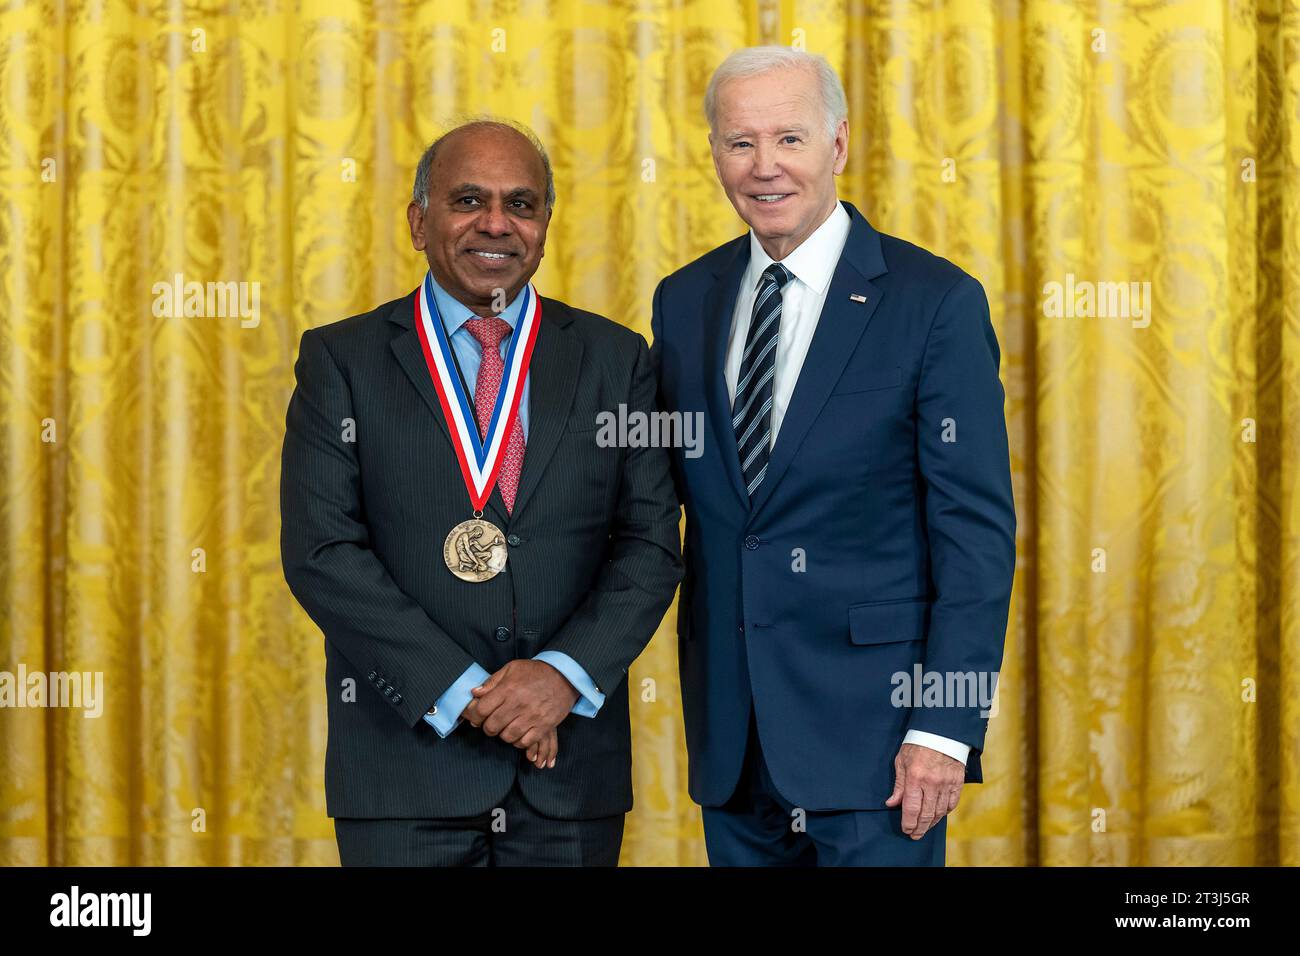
751, 142, 781, 180
474, 201, 512, 237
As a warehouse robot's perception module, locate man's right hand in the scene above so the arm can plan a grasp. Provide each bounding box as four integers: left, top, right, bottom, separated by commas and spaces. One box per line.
463, 697, 558, 769
525, 728, 558, 769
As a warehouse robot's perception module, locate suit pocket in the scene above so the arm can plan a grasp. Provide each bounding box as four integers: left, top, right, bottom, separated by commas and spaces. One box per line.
848, 597, 930, 645
830, 366, 902, 395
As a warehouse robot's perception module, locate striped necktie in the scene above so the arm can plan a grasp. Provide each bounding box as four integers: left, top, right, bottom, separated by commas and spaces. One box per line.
733, 262, 792, 498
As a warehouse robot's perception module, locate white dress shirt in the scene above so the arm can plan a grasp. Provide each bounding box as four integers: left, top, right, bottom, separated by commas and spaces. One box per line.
723, 201, 971, 768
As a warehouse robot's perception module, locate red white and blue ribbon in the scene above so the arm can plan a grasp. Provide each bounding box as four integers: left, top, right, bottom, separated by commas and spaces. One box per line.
412, 272, 540, 512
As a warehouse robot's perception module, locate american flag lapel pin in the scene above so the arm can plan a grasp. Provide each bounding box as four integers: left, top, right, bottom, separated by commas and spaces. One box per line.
849, 293, 867, 303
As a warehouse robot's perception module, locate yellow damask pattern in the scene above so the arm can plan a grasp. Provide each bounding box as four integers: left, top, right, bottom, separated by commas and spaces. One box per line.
1, 0, 1297, 865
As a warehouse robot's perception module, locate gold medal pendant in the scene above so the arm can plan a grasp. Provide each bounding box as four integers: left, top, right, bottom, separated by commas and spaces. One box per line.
443, 515, 508, 582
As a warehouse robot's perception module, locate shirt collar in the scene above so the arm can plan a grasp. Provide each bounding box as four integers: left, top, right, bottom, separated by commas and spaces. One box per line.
426, 272, 527, 336
745, 200, 851, 295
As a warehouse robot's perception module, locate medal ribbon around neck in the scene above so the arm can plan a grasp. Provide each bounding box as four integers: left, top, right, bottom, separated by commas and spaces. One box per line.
412, 272, 540, 512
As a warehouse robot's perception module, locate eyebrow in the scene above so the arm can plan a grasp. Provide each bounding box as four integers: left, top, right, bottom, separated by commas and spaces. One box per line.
721, 127, 810, 141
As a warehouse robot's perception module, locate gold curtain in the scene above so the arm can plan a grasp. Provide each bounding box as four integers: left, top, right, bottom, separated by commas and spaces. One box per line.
1, 0, 1297, 866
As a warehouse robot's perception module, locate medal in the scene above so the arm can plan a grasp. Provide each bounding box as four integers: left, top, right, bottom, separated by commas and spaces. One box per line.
412, 272, 540, 581
442, 517, 508, 582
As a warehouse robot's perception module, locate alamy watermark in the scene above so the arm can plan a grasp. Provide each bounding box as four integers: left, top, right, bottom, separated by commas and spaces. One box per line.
0, 665, 104, 718
1042, 273, 1151, 328
595, 403, 704, 459
891, 666, 999, 718
151, 272, 260, 328
50, 886, 150, 935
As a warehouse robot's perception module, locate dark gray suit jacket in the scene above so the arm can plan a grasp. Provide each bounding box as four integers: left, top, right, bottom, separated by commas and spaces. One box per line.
280, 288, 683, 820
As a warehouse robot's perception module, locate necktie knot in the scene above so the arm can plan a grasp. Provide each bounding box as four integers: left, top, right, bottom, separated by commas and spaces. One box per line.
762, 263, 793, 290
465, 315, 512, 350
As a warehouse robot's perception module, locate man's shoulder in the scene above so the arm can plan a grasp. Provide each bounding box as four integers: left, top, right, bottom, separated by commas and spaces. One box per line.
540, 296, 645, 355
659, 233, 748, 294
876, 230, 981, 298
306, 292, 413, 353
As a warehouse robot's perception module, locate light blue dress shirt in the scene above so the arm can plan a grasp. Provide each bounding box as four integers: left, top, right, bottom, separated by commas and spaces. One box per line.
420, 274, 605, 737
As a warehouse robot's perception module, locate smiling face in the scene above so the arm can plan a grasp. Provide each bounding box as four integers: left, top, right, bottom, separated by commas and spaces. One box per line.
709, 65, 848, 261
407, 124, 550, 315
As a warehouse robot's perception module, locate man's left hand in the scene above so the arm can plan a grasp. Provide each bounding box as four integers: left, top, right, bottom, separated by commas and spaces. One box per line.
463, 659, 579, 748
884, 742, 965, 839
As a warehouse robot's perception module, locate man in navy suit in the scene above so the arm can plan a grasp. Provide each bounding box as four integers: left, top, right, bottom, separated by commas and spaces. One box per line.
651, 46, 1017, 865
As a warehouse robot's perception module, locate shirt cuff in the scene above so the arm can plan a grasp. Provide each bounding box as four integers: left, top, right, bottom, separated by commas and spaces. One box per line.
903, 729, 970, 765
422, 662, 492, 738
533, 651, 605, 717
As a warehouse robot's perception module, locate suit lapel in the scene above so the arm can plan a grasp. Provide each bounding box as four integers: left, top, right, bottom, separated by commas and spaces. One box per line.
747, 201, 889, 516
702, 240, 752, 509
388, 291, 511, 527
508, 299, 582, 519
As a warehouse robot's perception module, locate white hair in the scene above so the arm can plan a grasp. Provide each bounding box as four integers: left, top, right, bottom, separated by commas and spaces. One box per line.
703, 46, 848, 141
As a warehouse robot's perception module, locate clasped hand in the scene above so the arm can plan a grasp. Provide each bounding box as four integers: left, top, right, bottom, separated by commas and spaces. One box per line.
461, 659, 579, 770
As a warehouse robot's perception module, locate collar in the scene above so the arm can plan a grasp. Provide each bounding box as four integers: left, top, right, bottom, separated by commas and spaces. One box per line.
744, 200, 851, 295
427, 272, 527, 336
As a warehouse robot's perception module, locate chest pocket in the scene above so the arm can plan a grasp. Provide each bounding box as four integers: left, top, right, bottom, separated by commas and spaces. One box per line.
830, 365, 902, 395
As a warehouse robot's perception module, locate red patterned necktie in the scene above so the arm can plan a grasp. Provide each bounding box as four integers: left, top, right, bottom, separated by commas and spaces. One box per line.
464, 316, 526, 513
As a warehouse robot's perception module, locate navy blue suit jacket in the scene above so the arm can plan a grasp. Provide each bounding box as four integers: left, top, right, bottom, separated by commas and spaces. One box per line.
651, 200, 1016, 811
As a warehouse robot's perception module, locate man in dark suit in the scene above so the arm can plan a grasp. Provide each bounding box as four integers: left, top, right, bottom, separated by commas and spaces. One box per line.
281, 120, 682, 866
652, 47, 1016, 865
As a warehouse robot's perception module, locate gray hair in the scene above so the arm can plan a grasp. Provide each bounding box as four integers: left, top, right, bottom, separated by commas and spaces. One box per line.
411, 118, 556, 211
703, 46, 848, 141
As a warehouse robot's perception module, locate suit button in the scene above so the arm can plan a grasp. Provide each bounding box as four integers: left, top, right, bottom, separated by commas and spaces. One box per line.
507, 534, 521, 547
391, 693, 402, 705
382, 685, 393, 697
367, 670, 377, 682
495, 626, 511, 642
744, 534, 760, 550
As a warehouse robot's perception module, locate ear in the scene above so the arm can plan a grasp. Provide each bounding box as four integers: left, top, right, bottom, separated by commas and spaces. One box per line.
406, 201, 426, 251
832, 120, 849, 176
708, 133, 725, 182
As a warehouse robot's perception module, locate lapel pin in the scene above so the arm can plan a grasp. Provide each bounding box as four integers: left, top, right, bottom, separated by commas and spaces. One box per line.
849, 293, 867, 303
